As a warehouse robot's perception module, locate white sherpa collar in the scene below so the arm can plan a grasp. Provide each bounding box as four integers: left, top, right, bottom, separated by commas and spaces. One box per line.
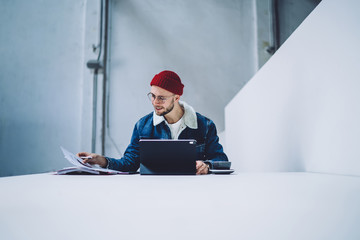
153, 101, 198, 129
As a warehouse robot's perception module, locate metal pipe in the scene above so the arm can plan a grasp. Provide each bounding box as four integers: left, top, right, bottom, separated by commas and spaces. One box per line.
101, 0, 109, 156
90, 0, 105, 153
103, 0, 123, 157
91, 70, 98, 153
267, 0, 280, 55
271, 0, 280, 51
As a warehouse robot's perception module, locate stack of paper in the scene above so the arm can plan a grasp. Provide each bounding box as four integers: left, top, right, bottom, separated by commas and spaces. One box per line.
57, 147, 132, 175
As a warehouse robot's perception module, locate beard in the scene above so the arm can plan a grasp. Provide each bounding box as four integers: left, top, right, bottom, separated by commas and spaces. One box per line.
156, 99, 175, 116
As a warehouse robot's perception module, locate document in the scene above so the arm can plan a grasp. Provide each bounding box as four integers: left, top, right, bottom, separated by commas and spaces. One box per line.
57, 146, 134, 175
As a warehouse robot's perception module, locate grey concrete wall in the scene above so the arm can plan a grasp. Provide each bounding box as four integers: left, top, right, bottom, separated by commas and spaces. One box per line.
0, 0, 90, 176
0, 0, 322, 176
104, 0, 257, 157
276, 0, 322, 46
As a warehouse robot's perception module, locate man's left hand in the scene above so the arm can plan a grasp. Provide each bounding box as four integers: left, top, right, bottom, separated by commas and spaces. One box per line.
196, 161, 209, 175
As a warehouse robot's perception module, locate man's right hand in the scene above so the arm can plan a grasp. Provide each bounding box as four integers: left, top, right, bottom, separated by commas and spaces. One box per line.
77, 152, 108, 168
196, 160, 209, 175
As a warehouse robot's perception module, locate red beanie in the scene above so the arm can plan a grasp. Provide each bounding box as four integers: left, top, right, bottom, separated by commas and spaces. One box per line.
150, 70, 184, 95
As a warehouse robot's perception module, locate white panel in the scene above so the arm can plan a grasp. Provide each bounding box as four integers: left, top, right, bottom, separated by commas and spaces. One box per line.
226, 0, 360, 175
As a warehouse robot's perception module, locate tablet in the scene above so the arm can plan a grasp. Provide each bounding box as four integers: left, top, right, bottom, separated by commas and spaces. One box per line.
139, 139, 197, 175
209, 169, 234, 174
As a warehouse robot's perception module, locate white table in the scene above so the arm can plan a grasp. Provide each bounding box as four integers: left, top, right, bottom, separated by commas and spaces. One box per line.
1, 172, 360, 240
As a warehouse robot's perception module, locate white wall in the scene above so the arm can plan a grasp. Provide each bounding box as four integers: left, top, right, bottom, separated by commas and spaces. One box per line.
225, 0, 360, 176
0, 0, 98, 176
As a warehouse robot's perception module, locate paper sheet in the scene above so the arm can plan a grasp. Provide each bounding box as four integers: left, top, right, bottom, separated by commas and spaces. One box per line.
59, 146, 131, 174
60, 146, 92, 169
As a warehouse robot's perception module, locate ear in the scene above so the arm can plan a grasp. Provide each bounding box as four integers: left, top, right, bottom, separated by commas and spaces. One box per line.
174, 95, 180, 102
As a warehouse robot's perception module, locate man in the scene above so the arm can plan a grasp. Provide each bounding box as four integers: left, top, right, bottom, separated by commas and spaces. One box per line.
78, 70, 228, 174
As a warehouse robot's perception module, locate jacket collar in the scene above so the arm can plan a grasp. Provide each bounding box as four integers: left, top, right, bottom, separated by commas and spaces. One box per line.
153, 101, 198, 129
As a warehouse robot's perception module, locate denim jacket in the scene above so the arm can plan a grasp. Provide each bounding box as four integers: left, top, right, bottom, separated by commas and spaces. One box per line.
106, 102, 228, 172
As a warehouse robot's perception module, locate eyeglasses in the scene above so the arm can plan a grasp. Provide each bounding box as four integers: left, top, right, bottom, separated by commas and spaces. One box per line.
147, 92, 175, 103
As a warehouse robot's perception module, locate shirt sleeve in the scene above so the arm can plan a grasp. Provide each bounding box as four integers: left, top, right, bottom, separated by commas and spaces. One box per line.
105, 123, 141, 172
203, 119, 229, 169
